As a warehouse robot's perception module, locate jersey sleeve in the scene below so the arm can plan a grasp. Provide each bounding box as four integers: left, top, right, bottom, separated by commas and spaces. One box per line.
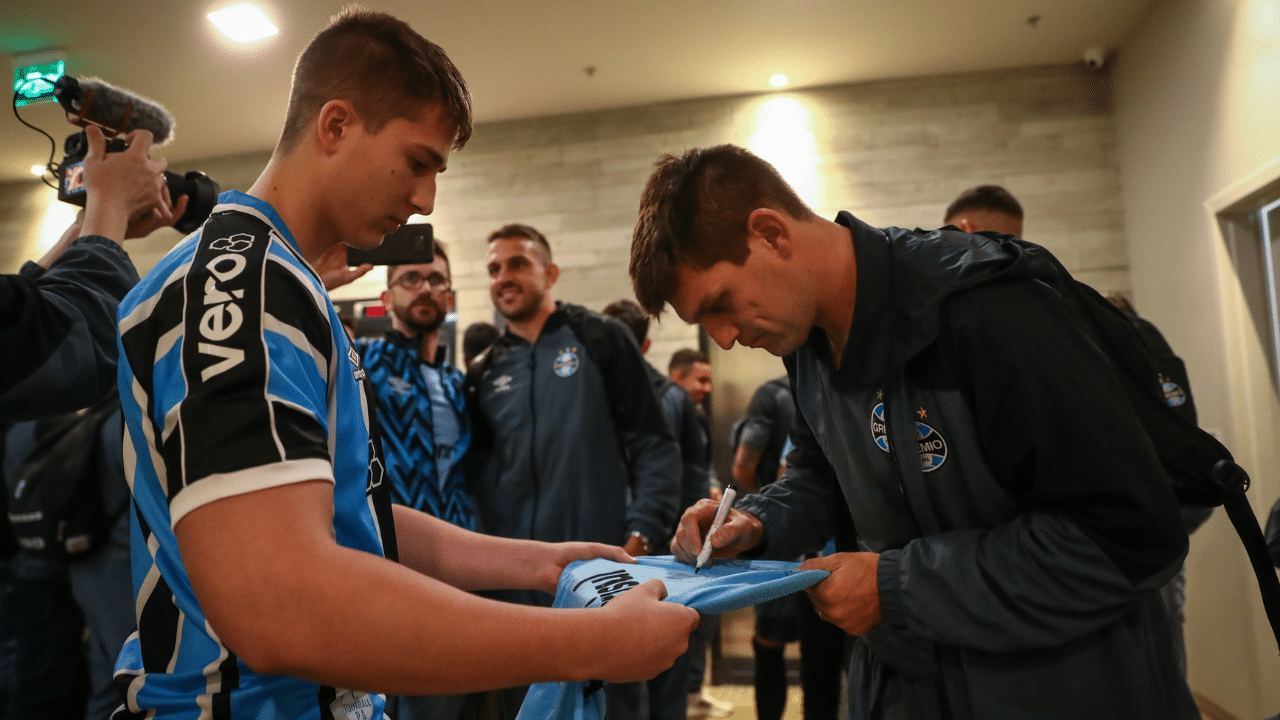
122, 229, 337, 528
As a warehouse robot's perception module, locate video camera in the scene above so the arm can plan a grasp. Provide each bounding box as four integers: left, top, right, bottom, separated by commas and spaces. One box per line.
14, 75, 219, 234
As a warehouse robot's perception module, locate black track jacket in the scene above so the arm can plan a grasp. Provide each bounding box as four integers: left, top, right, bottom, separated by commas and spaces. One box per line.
736, 212, 1197, 720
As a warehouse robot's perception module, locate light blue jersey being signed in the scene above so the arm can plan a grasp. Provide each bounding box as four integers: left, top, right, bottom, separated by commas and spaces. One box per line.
517, 556, 829, 720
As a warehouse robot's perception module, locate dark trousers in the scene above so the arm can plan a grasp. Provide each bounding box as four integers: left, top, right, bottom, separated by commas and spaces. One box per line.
797, 596, 845, 720
3, 574, 89, 720
754, 593, 845, 720
647, 650, 690, 720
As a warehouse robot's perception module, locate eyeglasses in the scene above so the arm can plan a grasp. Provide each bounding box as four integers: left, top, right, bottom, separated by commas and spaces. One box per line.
392, 271, 451, 292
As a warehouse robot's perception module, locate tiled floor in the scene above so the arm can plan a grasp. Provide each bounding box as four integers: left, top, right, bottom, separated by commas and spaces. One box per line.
700, 607, 813, 720
695, 684, 804, 720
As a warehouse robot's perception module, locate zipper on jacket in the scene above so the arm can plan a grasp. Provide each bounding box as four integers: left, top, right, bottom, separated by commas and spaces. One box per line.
880, 393, 908, 497
527, 346, 539, 540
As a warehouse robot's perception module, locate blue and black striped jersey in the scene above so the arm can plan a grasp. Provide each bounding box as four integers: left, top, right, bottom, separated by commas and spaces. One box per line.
113, 190, 396, 720
355, 332, 476, 529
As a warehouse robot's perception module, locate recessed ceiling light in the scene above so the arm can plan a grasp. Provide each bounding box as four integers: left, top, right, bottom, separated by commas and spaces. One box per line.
770, 74, 788, 88
208, 3, 279, 43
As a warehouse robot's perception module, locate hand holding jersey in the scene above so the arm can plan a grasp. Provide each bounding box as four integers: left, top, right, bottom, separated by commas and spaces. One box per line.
533, 541, 638, 595
592, 579, 700, 681
796, 552, 882, 635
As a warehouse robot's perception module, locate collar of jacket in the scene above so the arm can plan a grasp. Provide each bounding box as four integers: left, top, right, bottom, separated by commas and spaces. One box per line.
808, 211, 1057, 389
381, 328, 445, 366
498, 301, 578, 347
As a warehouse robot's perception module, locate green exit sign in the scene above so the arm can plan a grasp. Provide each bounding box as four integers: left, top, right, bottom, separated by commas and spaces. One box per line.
12, 52, 66, 107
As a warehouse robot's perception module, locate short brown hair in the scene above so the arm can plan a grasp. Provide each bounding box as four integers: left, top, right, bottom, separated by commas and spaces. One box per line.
668, 348, 710, 375
279, 8, 472, 154
487, 223, 553, 263
630, 145, 815, 315
602, 299, 649, 346
943, 185, 1023, 225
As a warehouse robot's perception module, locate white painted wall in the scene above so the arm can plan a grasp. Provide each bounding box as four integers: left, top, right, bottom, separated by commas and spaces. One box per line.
1113, 0, 1280, 714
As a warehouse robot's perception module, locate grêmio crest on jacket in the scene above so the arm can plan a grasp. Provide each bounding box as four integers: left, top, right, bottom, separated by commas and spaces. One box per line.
870, 394, 949, 473
553, 346, 580, 377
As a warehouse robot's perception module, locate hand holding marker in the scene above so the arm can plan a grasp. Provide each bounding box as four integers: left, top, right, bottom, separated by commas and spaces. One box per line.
695, 486, 737, 573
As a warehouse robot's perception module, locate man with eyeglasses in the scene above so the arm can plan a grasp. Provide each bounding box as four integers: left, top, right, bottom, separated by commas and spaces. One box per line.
352, 242, 476, 720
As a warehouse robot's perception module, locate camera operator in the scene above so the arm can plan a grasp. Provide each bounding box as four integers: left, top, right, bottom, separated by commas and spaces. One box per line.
0, 124, 185, 421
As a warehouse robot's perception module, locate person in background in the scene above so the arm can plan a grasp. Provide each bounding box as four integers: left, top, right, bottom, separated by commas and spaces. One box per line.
941, 184, 1023, 237
602, 298, 723, 720
668, 349, 713, 408
468, 223, 682, 720
944, 183, 1211, 678
732, 378, 844, 720
348, 243, 476, 720
0, 106, 187, 720
3, 395, 133, 720
112, 12, 696, 720
1102, 292, 1211, 677
0, 125, 184, 421
663, 347, 729, 718
337, 312, 357, 340
462, 322, 500, 367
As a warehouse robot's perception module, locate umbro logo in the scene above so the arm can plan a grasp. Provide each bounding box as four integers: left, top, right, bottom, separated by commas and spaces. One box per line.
492, 375, 513, 393
348, 345, 366, 381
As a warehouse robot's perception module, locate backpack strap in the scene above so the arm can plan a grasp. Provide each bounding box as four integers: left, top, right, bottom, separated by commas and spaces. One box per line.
463, 344, 500, 455
1222, 492, 1280, 654
1011, 245, 1280, 656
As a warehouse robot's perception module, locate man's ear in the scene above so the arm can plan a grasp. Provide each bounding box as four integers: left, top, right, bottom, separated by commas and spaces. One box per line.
445, 291, 456, 313
641, 337, 651, 355
380, 288, 392, 307
545, 261, 560, 288
316, 100, 357, 154
953, 218, 977, 234
746, 208, 792, 258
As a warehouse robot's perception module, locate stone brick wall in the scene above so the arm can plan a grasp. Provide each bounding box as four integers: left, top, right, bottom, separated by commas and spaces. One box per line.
0, 62, 1125, 374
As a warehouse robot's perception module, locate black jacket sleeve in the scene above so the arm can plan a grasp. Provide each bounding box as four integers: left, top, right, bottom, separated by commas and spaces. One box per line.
574, 311, 681, 543
0, 236, 139, 421
658, 382, 710, 517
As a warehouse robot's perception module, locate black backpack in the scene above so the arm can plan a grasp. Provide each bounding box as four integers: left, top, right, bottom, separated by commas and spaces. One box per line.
1001, 238, 1280, 652
6, 394, 120, 559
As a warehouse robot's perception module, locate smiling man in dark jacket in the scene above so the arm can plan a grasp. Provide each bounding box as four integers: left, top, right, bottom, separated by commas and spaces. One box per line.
630, 144, 1197, 720
469, 224, 682, 720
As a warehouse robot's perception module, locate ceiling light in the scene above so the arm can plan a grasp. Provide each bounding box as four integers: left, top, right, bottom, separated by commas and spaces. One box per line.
208, 3, 279, 43
30, 165, 45, 177
770, 74, 788, 88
